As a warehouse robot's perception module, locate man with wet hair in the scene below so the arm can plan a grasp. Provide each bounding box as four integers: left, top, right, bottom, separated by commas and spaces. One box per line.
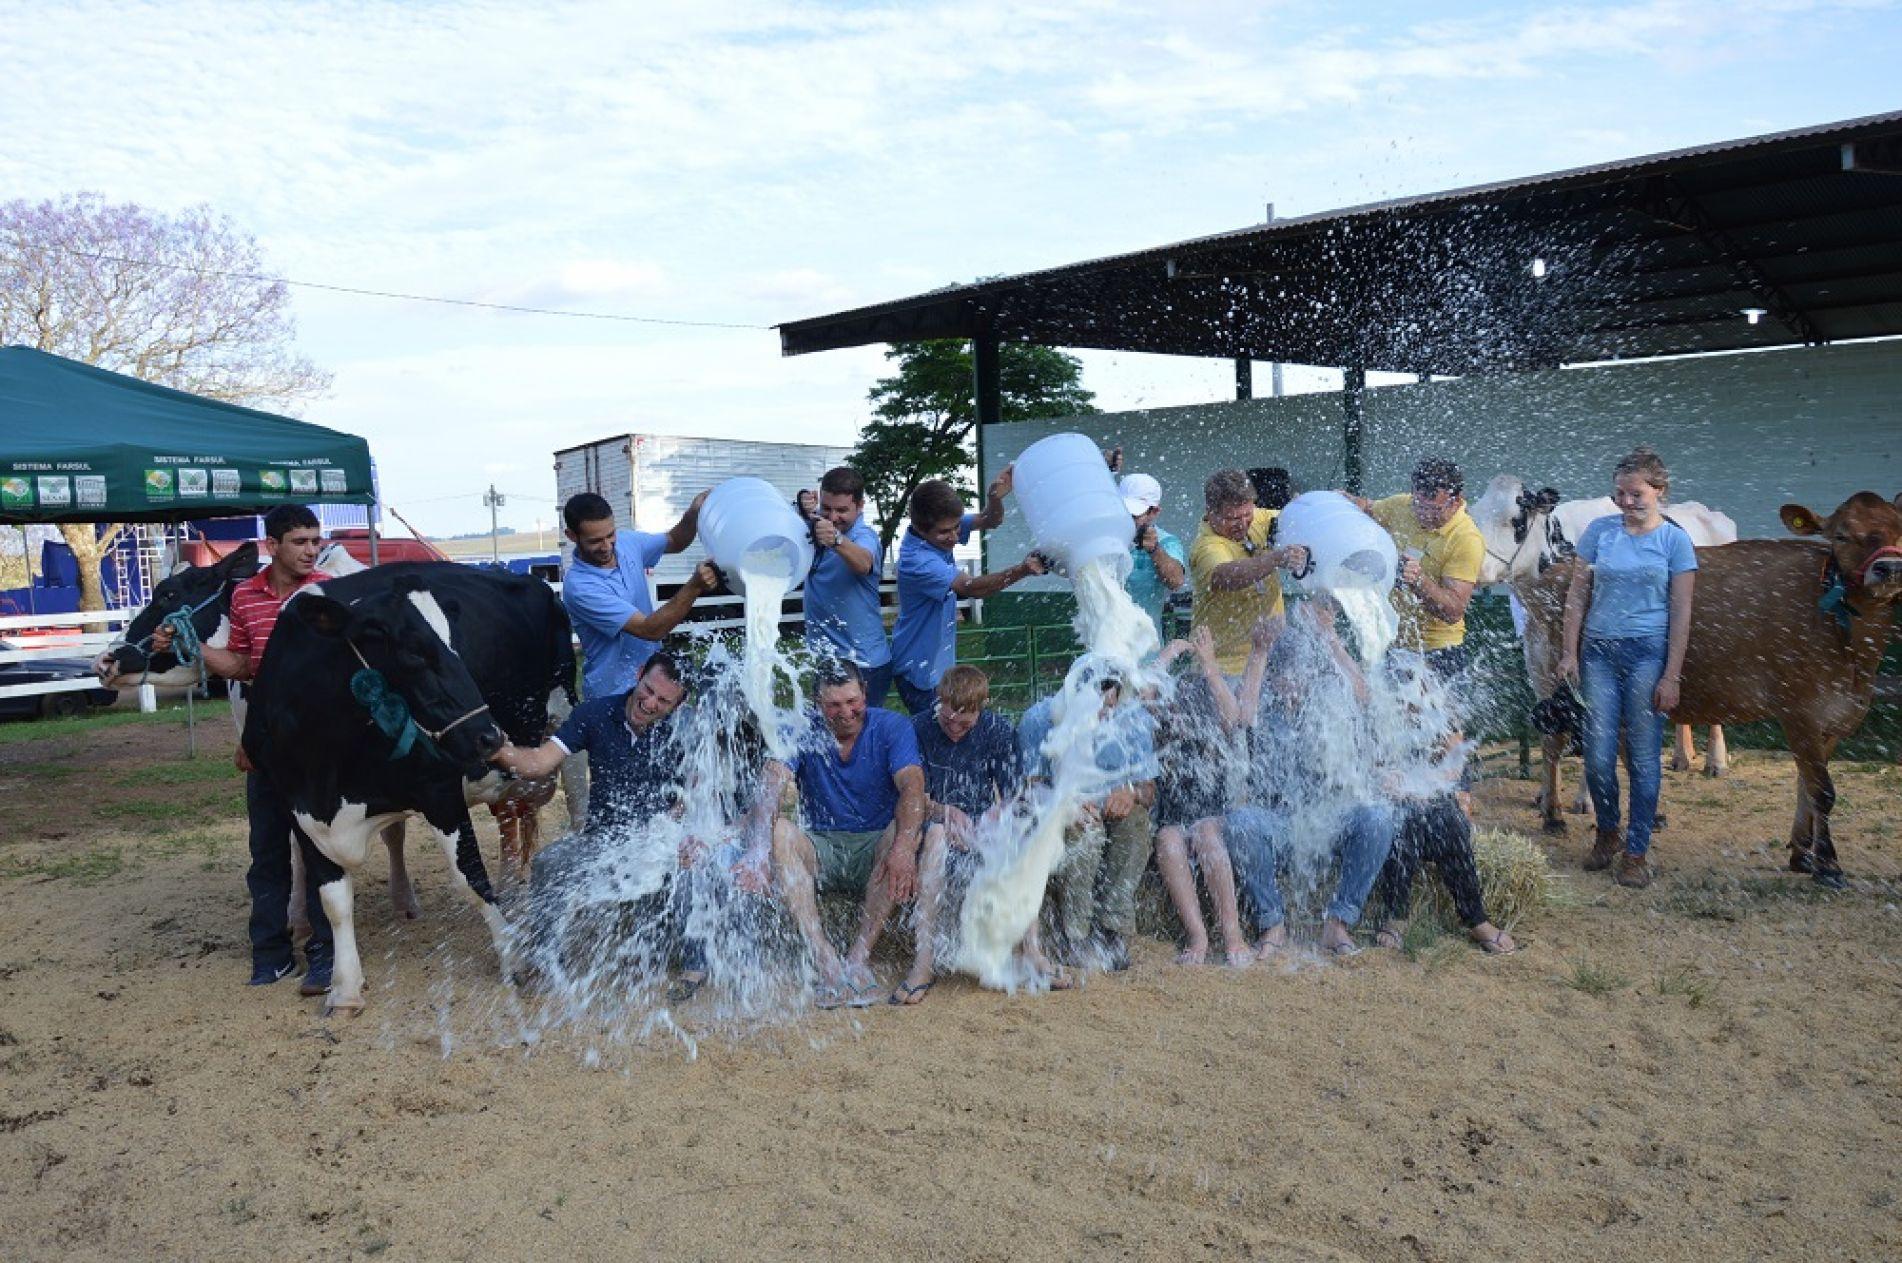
1015, 672, 1158, 972
1352, 457, 1484, 684
802, 466, 893, 707
560, 490, 720, 700
741, 661, 932, 1008
1190, 468, 1308, 676
888, 470, 1045, 715
146, 504, 334, 993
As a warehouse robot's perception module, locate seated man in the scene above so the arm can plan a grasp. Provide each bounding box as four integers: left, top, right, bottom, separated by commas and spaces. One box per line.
908, 665, 1064, 994
1224, 603, 1398, 958
1016, 672, 1158, 972
737, 662, 930, 1008
489, 653, 692, 975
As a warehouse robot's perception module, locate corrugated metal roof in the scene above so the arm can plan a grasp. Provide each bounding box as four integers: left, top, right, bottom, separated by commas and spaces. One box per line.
778, 110, 1902, 375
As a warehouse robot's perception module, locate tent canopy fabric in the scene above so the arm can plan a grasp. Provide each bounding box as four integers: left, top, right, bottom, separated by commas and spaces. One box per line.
0, 346, 375, 525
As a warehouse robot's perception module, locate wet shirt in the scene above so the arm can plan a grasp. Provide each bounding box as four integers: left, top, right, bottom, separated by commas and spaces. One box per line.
1017, 695, 1158, 788
911, 709, 1022, 819
551, 693, 687, 833
803, 516, 890, 668
1125, 528, 1187, 642
1576, 516, 1697, 641
1189, 508, 1285, 674
561, 528, 670, 699
789, 706, 922, 833
1154, 675, 1232, 800
1368, 495, 1485, 653
890, 514, 974, 689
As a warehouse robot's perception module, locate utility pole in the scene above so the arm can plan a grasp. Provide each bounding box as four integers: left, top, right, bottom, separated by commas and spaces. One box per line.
483, 485, 505, 563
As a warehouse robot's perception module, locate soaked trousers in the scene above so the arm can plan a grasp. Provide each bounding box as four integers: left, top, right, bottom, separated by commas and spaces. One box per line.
1372, 794, 1488, 928
1224, 802, 1396, 933
1049, 803, 1154, 949
246, 770, 331, 972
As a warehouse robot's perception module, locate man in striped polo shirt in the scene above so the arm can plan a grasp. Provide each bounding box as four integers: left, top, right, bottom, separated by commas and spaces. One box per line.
153, 504, 333, 993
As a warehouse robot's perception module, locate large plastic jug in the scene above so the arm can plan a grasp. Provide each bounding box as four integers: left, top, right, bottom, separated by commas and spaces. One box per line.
1011, 433, 1132, 582
1273, 491, 1398, 596
697, 477, 814, 596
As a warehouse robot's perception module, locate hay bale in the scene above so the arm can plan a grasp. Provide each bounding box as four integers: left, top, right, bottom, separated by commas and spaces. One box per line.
1413, 826, 1567, 929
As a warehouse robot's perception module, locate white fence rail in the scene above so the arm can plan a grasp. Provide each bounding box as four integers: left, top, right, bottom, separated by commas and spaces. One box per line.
0, 609, 131, 701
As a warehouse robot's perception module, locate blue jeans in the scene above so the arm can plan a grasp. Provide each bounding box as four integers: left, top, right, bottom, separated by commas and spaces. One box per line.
1579, 633, 1668, 856
860, 661, 895, 710
1224, 802, 1397, 932
894, 674, 937, 716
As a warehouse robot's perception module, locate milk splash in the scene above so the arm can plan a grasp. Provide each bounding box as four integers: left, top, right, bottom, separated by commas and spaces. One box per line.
736, 549, 803, 761
955, 557, 1158, 988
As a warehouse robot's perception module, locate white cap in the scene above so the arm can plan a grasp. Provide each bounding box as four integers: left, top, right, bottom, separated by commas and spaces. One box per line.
1120, 473, 1163, 515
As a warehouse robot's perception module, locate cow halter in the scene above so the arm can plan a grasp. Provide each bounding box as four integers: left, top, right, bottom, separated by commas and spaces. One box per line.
1820, 545, 1902, 633
122, 586, 228, 688
344, 638, 491, 759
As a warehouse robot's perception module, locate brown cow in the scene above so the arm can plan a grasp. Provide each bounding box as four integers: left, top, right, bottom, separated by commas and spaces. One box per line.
1519, 492, 1902, 883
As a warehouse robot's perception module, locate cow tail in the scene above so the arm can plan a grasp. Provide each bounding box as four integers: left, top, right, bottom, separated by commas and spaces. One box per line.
549, 593, 580, 711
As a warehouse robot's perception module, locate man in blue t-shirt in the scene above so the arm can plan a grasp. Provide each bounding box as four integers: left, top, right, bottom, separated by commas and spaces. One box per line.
738, 662, 931, 1007
801, 466, 893, 706
889, 470, 1045, 715
1119, 472, 1188, 643
561, 491, 720, 700
1017, 673, 1158, 971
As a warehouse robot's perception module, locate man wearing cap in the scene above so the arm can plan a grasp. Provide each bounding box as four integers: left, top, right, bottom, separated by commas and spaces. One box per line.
1120, 473, 1187, 644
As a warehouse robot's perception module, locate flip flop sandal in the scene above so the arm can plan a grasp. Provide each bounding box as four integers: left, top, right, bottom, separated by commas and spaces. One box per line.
1473, 931, 1518, 956
667, 974, 706, 1003
845, 977, 885, 1008
889, 979, 934, 1006
1374, 927, 1405, 951
813, 982, 848, 1010
1325, 939, 1363, 959
1046, 967, 1077, 991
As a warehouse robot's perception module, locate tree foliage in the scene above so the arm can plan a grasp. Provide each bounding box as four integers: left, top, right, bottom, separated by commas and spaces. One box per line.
1, 193, 331, 610
849, 340, 1096, 552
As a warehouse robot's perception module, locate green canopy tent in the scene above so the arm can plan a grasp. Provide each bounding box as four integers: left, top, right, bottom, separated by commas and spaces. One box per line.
0, 346, 375, 526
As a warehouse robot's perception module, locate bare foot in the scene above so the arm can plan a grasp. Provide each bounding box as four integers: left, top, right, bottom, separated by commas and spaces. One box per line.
1375, 923, 1405, 951
1253, 925, 1289, 961
1222, 944, 1254, 969
1319, 918, 1361, 958
1175, 942, 1209, 966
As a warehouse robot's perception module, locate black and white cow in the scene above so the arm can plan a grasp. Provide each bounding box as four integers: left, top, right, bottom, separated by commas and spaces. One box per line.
243, 563, 578, 1014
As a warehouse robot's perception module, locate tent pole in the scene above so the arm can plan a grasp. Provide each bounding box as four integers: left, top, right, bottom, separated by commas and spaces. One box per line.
367, 510, 381, 566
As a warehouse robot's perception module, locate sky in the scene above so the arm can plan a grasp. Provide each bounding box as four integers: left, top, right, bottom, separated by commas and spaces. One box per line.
3, 0, 1898, 535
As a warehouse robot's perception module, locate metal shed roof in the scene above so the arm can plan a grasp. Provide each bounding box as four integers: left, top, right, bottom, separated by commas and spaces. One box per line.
777, 110, 1902, 377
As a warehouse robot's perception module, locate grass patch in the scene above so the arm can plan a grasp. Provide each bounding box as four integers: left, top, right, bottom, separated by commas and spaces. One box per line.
0, 703, 200, 745
2, 846, 127, 885
1655, 967, 1716, 1009
112, 759, 238, 788
1564, 960, 1628, 997
1667, 874, 1843, 922
1, 761, 77, 781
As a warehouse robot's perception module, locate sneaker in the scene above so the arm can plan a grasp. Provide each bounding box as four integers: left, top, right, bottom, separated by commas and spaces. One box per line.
248, 959, 296, 986
1585, 828, 1621, 872
298, 958, 333, 997
1614, 851, 1654, 888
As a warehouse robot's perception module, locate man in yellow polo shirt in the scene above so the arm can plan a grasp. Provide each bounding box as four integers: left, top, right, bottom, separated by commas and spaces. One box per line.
1190, 468, 1309, 676
1354, 457, 1484, 681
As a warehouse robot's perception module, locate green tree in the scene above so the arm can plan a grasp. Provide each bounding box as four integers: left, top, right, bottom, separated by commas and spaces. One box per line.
850, 339, 1096, 553
1, 193, 330, 611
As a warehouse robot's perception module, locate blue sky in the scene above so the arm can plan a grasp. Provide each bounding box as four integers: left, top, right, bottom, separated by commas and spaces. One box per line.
3, 0, 1897, 534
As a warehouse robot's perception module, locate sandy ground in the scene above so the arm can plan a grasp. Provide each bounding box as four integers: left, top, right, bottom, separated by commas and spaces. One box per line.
2, 712, 1900, 1262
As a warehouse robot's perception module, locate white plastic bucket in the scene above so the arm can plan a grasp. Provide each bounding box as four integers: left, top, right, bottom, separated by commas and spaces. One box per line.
1011, 433, 1132, 582
697, 477, 814, 596
1272, 491, 1398, 596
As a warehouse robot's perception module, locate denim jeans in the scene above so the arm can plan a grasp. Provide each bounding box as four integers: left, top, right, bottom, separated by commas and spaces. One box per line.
246, 770, 331, 972
1579, 633, 1668, 856
1224, 802, 1397, 932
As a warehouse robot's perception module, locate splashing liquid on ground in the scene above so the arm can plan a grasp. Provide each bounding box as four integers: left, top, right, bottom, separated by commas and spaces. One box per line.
956, 557, 1157, 988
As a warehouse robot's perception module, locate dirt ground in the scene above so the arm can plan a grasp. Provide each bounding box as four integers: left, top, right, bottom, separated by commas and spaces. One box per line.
2, 709, 1899, 1262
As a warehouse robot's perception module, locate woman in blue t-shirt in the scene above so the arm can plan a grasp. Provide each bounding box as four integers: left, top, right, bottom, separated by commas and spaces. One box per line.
1556, 447, 1698, 888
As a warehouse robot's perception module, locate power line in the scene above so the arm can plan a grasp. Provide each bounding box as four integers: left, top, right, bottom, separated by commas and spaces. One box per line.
35, 242, 774, 330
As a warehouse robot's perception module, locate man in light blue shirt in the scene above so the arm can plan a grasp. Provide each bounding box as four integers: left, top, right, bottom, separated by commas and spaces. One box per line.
889, 470, 1044, 715
1119, 472, 1187, 642
561, 490, 719, 699
801, 466, 894, 706
1016, 674, 1157, 971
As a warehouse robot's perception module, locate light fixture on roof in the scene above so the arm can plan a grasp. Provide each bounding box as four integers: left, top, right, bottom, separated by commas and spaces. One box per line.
1742, 307, 1767, 325
1530, 257, 1547, 279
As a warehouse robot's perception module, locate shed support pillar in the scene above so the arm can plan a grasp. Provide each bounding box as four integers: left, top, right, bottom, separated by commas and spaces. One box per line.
1234, 358, 1253, 400
1343, 366, 1366, 495
973, 332, 1002, 575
